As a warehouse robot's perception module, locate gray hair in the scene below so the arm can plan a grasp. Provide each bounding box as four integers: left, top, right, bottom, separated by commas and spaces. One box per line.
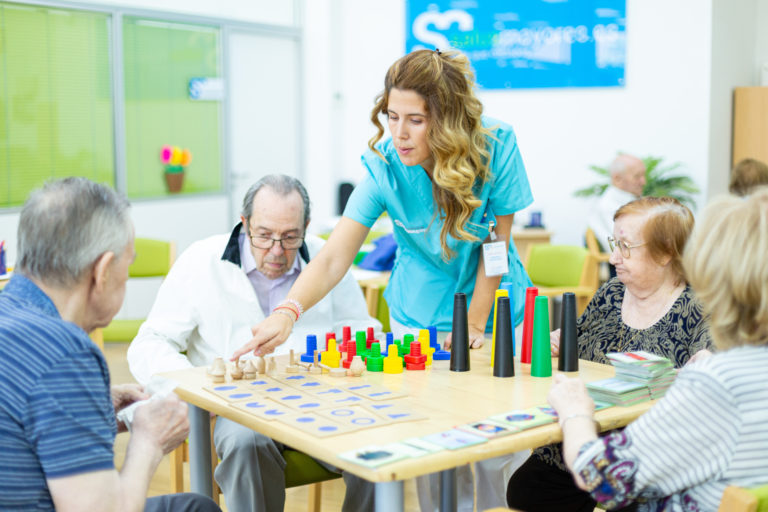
241, 174, 311, 227
17, 177, 133, 287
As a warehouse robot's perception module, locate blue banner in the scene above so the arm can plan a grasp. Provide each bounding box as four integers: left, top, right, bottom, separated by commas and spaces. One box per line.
405, 1, 626, 89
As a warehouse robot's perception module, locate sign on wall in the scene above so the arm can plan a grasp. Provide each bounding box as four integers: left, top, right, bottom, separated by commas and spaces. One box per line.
405, 0, 626, 89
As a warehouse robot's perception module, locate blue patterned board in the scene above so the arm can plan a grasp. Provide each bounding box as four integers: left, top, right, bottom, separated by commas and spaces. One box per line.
231, 397, 294, 420
203, 384, 261, 403
275, 412, 355, 437
317, 406, 391, 429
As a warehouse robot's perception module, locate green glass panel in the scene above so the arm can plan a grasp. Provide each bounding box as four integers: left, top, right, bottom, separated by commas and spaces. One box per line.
123, 17, 222, 198
0, 3, 114, 208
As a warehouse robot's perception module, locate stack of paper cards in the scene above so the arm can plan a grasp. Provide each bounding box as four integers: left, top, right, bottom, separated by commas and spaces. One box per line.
607, 351, 677, 399
586, 377, 650, 406
421, 429, 487, 450
458, 420, 519, 438
489, 406, 558, 431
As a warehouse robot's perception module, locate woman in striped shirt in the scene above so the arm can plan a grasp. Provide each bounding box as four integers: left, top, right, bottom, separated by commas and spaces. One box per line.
548, 188, 768, 510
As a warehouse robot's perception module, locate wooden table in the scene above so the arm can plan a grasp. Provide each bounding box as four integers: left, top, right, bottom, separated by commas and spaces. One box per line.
162, 349, 653, 512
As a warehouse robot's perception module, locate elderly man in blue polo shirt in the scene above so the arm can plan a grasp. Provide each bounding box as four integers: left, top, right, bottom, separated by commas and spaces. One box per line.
0, 177, 219, 512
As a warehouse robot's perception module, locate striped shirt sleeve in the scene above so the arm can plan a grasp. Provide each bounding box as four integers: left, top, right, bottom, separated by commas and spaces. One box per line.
573, 367, 738, 508
25, 352, 116, 478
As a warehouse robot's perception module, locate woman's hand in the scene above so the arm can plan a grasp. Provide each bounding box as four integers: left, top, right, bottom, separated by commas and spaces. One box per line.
686, 348, 713, 365
550, 328, 561, 357
547, 373, 594, 419
231, 313, 294, 360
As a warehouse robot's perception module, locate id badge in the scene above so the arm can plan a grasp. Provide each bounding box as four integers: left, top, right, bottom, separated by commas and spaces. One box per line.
483, 241, 509, 277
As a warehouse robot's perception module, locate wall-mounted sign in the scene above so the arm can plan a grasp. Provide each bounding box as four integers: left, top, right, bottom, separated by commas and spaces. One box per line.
406, 1, 626, 89
188, 77, 224, 100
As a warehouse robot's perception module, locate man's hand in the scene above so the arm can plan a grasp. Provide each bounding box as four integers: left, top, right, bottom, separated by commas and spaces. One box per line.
112, 383, 149, 433
231, 312, 294, 360
443, 325, 486, 350
131, 394, 189, 456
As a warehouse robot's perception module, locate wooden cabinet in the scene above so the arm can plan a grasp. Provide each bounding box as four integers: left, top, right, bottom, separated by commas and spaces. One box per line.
733, 87, 768, 166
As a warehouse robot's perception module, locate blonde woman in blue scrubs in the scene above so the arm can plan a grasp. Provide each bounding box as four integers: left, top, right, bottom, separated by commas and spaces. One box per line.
235, 49, 533, 511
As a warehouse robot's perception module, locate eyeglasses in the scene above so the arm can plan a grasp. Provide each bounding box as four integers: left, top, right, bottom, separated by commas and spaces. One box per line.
248, 234, 304, 250
607, 236, 646, 258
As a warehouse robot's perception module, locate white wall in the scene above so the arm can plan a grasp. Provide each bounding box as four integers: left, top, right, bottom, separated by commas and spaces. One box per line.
329, 0, 739, 245
3, 0, 768, 293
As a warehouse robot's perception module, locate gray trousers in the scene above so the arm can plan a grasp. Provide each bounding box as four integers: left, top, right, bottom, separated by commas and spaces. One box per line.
145, 493, 220, 512
213, 417, 375, 512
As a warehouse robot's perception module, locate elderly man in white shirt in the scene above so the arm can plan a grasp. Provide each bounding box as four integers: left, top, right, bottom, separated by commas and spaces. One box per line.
587, 154, 646, 265
127, 174, 380, 512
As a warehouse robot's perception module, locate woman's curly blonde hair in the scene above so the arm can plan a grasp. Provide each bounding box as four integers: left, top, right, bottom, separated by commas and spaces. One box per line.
368, 49, 494, 259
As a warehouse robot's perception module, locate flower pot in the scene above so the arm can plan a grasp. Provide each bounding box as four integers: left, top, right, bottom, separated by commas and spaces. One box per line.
165, 172, 184, 193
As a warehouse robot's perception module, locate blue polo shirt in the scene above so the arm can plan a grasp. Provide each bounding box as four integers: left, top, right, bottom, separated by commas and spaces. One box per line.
344, 117, 533, 331
0, 275, 115, 510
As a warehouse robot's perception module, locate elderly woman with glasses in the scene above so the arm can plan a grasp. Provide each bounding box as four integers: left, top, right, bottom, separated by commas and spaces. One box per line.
506, 196, 713, 512
543, 189, 768, 510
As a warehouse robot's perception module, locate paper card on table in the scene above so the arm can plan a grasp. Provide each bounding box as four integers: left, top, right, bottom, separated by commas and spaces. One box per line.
204, 384, 261, 402
457, 420, 520, 439
401, 437, 445, 454
278, 374, 321, 387
361, 402, 427, 423
276, 412, 355, 437
324, 392, 366, 406
309, 386, 349, 398
489, 407, 557, 430
345, 383, 406, 400
421, 429, 487, 450
318, 406, 390, 429
270, 390, 312, 405
231, 398, 294, 420
287, 379, 331, 393
272, 392, 333, 412
533, 405, 559, 418
241, 377, 279, 391
338, 443, 412, 467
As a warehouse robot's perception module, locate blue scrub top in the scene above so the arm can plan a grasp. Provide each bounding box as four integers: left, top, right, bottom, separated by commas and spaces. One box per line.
344, 117, 534, 332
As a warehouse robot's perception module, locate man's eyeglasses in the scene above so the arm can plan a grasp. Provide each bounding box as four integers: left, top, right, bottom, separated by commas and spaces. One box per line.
607, 236, 646, 258
249, 234, 304, 250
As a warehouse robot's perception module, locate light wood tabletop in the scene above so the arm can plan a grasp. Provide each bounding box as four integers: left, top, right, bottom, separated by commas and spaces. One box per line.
162, 347, 653, 511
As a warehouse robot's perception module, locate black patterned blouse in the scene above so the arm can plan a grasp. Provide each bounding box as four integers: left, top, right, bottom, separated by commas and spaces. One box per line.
534, 277, 713, 470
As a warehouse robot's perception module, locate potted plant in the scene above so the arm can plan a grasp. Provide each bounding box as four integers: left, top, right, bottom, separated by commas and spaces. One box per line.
574, 155, 700, 208
160, 145, 192, 193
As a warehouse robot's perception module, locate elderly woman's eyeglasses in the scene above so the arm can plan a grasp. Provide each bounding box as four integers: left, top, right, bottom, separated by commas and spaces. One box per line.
607, 236, 646, 258
249, 234, 304, 250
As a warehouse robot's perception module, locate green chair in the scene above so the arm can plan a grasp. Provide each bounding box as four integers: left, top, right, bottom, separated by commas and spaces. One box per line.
101, 237, 176, 342
524, 244, 599, 315
718, 484, 768, 512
